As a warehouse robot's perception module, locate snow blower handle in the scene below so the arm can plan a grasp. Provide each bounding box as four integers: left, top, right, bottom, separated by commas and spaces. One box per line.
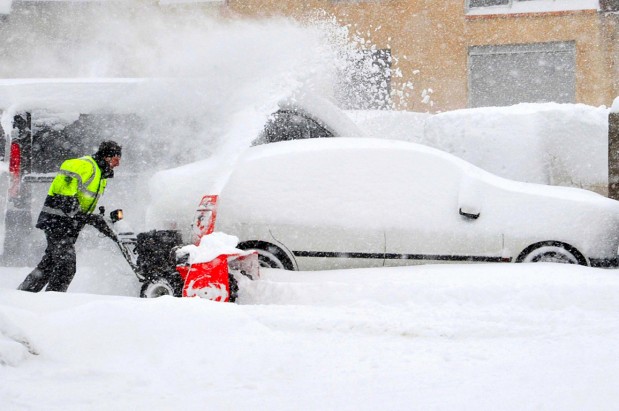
100, 207, 142, 275
84, 207, 117, 240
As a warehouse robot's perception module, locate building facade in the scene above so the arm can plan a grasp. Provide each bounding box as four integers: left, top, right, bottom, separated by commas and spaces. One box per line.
1, 1, 617, 112
228, 0, 619, 112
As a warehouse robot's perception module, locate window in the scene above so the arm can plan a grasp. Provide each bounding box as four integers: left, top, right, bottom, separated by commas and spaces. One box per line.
601, 0, 619, 12
253, 110, 334, 146
469, 0, 509, 7
29, 112, 143, 174
468, 41, 576, 107
467, 0, 599, 13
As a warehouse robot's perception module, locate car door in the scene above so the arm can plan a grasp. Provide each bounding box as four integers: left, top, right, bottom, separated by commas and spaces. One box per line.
380, 149, 504, 266
216, 142, 386, 271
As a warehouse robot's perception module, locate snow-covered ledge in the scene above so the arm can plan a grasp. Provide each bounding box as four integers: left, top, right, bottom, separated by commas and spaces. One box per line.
0, 0, 11, 15
609, 96, 619, 200
159, 0, 225, 4
467, 0, 599, 16
0, 0, 225, 15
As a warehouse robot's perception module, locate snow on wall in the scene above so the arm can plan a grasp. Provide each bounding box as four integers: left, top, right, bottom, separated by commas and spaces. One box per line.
0, 0, 9, 14
466, 0, 600, 16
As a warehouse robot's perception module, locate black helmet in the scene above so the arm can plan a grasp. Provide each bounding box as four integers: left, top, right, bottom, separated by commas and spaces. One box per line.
96, 140, 122, 158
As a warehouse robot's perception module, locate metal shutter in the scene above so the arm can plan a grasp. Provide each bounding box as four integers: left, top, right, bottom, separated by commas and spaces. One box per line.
468, 41, 576, 108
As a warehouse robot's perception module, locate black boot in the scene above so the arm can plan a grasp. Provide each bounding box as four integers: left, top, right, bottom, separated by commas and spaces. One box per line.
17, 268, 49, 292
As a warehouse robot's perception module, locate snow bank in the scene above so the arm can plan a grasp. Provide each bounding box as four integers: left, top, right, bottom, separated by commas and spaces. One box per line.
0, 0, 10, 15
425, 103, 609, 190
352, 103, 610, 193
0, 312, 38, 367
2, 263, 619, 410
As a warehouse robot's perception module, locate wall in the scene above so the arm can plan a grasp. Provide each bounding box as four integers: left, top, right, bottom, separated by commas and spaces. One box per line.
228, 0, 618, 113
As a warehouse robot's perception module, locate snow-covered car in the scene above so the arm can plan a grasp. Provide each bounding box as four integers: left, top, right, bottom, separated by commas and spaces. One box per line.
197, 138, 619, 270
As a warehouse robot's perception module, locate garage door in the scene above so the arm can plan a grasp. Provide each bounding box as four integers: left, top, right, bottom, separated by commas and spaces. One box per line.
468, 41, 576, 107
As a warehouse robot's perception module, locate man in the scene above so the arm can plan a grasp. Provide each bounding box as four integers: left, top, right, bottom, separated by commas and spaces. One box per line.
18, 141, 122, 292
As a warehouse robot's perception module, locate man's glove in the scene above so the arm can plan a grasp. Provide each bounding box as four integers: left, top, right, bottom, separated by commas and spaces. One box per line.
84, 213, 117, 240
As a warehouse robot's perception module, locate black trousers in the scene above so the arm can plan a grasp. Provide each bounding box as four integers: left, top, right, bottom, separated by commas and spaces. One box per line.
18, 223, 82, 293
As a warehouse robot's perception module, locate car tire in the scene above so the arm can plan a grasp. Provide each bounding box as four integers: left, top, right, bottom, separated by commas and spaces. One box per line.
517, 242, 587, 266
140, 277, 183, 298
237, 241, 295, 270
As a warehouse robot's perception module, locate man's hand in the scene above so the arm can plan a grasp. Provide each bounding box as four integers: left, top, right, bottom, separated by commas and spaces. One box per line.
84, 214, 117, 240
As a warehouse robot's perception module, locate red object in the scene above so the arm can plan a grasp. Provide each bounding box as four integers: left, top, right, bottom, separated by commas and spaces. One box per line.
182, 193, 261, 302
191, 195, 218, 245
8, 142, 21, 197
175, 251, 260, 303
176, 255, 231, 301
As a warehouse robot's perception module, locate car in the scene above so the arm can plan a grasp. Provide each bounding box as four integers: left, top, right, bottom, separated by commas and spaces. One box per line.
192, 137, 619, 270
0, 78, 363, 265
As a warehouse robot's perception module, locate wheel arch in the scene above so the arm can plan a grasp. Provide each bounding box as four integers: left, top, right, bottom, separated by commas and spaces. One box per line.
516, 240, 588, 266
237, 240, 297, 271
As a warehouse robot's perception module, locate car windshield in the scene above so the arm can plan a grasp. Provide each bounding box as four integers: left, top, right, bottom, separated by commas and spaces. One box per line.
253, 109, 334, 146
30, 112, 143, 174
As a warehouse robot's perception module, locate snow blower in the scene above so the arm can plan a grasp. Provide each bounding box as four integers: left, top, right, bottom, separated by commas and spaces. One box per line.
99, 206, 259, 302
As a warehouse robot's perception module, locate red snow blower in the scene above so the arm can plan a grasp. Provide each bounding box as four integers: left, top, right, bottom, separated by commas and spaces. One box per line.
101, 196, 259, 302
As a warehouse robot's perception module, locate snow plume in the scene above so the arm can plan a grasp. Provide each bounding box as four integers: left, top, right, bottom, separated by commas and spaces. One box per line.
0, 4, 394, 165
0, 3, 346, 162
302, 10, 415, 110
0, 3, 391, 256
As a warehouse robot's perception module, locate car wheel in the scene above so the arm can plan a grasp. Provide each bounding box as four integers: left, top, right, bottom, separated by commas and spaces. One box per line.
140, 277, 183, 298
237, 241, 295, 270
517, 242, 587, 265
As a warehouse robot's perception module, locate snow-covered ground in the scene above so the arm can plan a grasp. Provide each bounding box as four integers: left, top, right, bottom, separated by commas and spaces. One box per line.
2, 262, 619, 410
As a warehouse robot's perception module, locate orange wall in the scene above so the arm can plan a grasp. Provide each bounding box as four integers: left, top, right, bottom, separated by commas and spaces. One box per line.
228, 1, 616, 112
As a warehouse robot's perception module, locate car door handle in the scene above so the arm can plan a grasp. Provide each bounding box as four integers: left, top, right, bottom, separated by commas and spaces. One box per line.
459, 208, 480, 219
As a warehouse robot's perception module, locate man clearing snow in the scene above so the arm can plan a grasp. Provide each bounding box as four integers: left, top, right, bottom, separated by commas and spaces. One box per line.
17, 141, 122, 293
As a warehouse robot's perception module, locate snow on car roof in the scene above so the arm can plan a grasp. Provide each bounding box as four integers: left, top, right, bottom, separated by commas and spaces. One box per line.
241, 136, 608, 203
0, 78, 147, 113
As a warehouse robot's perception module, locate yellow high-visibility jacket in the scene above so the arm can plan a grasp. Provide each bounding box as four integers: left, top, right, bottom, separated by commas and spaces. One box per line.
39, 156, 107, 222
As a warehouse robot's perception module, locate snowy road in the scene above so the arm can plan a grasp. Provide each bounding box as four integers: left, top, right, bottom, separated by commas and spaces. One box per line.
1, 263, 619, 410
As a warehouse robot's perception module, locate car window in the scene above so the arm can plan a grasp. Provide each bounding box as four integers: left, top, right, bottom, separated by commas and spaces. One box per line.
30, 112, 143, 174
252, 109, 334, 146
